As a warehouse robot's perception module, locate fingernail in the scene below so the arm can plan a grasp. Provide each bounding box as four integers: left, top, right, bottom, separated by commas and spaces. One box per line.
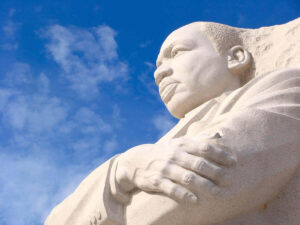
227, 157, 236, 166
186, 193, 198, 204
222, 174, 231, 186
211, 186, 221, 196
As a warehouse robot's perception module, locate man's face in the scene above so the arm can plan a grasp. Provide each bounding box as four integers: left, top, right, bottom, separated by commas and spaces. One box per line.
155, 23, 237, 118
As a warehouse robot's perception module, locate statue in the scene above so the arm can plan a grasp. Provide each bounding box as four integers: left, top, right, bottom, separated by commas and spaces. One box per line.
45, 18, 300, 225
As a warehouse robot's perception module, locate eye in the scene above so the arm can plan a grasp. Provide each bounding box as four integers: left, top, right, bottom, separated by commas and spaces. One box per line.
170, 46, 189, 58
156, 61, 162, 68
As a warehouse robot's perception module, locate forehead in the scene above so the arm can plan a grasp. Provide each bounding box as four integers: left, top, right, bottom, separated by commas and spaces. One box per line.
157, 23, 214, 62
160, 23, 204, 49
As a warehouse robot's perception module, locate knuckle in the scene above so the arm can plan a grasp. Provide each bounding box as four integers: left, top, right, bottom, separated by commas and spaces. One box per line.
170, 138, 179, 145
166, 150, 177, 160
159, 161, 171, 174
149, 160, 160, 170
172, 138, 185, 148
171, 151, 179, 160
193, 159, 205, 171
182, 172, 195, 185
149, 175, 162, 187
200, 143, 211, 155
169, 185, 179, 196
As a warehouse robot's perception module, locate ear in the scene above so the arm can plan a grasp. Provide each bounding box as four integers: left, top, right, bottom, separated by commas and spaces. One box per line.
227, 45, 251, 75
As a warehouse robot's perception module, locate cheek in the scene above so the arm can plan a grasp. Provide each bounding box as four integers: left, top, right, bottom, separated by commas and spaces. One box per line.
194, 56, 227, 87
172, 52, 228, 92
173, 53, 207, 84
188, 58, 215, 90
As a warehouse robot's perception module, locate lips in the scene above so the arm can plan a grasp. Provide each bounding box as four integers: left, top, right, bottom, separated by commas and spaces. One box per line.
159, 80, 179, 103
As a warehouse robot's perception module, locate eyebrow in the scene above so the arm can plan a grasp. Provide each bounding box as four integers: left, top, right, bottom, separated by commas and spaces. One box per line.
156, 40, 194, 67
156, 44, 173, 67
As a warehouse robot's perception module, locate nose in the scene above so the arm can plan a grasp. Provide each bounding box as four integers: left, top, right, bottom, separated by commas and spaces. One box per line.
154, 65, 173, 85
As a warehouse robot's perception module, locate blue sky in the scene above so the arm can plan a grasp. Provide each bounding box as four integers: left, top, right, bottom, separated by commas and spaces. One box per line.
0, 0, 299, 224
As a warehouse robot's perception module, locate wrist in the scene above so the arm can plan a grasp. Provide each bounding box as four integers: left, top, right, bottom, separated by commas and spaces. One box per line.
109, 158, 132, 204
115, 144, 154, 192
115, 158, 136, 192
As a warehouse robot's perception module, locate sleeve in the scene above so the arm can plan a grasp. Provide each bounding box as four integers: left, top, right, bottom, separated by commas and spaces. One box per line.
124, 70, 300, 225
195, 69, 300, 213
44, 156, 126, 225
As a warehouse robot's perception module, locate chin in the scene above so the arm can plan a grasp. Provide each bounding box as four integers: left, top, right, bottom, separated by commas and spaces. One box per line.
165, 93, 206, 119
165, 98, 194, 119
167, 106, 185, 119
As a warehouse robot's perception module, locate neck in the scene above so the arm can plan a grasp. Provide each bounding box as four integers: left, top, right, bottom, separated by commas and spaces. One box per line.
225, 77, 241, 92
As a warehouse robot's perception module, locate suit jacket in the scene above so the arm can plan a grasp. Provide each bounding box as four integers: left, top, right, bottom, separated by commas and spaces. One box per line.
44, 155, 125, 225
45, 68, 300, 225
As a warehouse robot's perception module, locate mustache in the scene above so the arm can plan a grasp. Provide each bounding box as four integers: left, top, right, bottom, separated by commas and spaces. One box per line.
158, 77, 179, 93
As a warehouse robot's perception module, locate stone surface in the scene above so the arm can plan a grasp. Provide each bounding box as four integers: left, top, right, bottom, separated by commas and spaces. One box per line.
45, 18, 300, 225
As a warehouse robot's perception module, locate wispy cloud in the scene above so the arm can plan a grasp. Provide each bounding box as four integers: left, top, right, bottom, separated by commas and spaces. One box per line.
1, 8, 19, 50
0, 61, 119, 225
152, 112, 177, 137
139, 40, 152, 48
138, 61, 159, 97
1, 66, 67, 135
4, 62, 32, 87
43, 25, 129, 98
0, 147, 103, 225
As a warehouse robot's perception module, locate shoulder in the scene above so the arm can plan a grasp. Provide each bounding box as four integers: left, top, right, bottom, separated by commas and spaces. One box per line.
230, 68, 300, 109
250, 68, 300, 87
240, 67, 300, 95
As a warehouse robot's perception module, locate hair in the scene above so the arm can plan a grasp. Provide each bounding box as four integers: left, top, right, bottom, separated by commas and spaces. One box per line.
200, 22, 246, 55
198, 17, 300, 84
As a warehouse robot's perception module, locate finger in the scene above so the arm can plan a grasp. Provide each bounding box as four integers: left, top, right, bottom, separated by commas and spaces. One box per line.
172, 151, 229, 186
180, 140, 235, 167
136, 173, 198, 204
161, 163, 221, 197
159, 178, 198, 204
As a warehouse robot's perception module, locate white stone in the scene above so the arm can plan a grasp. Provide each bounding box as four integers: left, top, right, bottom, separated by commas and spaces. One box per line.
45, 17, 300, 225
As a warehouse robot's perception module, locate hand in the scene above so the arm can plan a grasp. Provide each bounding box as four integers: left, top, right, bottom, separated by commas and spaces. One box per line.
115, 137, 236, 204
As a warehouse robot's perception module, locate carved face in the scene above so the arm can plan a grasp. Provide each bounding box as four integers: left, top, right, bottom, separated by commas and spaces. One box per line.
155, 23, 240, 118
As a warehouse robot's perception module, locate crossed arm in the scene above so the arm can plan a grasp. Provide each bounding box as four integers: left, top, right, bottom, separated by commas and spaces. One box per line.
115, 136, 236, 204
116, 70, 300, 223
117, 108, 300, 225
45, 70, 300, 225
45, 107, 300, 225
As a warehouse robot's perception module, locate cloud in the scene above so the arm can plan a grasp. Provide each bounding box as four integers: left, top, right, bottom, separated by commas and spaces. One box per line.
1, 8, 19, 50
139, 40, 152, 48
1, 21, 128, 225
0, 88, 16, 111
69, 107, 114, 162
73, 107, 112, 133
0, 62, 118, 225
0, 150, 94, 225
43, 24, 129, 98
1, 68, 67, 135
4, 62, 32, 87
152, 112, 177, 137
103, 138, 118, 154
138, 61, 159, 97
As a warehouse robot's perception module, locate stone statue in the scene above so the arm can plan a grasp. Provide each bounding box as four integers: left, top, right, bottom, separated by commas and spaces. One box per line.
45, 18, 300, 225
